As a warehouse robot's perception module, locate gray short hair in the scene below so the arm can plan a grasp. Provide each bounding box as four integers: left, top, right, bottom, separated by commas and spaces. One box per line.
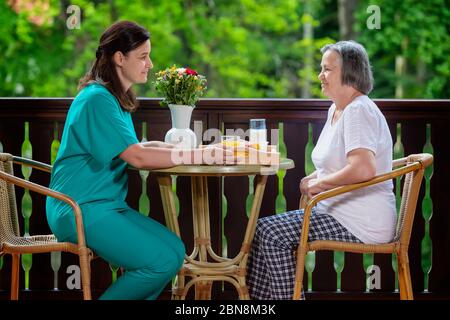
321, 40, 374, 95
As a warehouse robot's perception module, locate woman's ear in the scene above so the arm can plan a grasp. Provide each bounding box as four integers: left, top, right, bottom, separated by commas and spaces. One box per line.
113, 51, 124, 67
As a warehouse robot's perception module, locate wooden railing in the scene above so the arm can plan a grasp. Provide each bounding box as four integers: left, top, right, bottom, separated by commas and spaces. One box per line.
0, 98, 449, 300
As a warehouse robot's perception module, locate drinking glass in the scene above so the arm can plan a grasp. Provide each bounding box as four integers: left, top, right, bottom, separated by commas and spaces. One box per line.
221, 135, 247, 156
249, 119, 267, 151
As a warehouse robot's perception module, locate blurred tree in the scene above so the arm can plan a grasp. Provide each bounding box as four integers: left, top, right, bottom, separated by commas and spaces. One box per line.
338, 0, 357, 40
355, 0, 450, 98
0, 0, 334, 98
0, 0, 447, 99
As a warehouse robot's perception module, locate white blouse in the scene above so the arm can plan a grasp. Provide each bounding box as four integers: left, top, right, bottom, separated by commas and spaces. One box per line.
311, 95, 397, 244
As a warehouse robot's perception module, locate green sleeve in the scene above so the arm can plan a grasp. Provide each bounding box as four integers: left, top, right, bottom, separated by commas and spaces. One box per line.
83, 92, 138, 165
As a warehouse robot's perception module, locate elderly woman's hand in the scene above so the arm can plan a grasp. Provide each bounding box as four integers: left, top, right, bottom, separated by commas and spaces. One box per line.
299, 177, 312, 195
305, 179, 326, 199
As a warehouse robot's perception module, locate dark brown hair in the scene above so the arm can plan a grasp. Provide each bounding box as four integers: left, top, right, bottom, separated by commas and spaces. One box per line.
78, 21, 150, 112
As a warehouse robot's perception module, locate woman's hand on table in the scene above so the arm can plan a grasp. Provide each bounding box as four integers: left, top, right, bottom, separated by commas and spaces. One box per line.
199, 144, 241, 164
201, 142, 279, 165
141, 141, 177, 149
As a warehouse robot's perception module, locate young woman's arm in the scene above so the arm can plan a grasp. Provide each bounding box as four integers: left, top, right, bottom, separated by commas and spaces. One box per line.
140, 141, 176, 149
120, 143, 233, 169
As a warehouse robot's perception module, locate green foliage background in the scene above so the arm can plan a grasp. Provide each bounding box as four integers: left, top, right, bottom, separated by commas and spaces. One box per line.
0, 0, 448, 99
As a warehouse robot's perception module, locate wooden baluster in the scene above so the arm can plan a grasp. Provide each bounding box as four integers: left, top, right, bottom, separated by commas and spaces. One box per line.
50, 122, 62, 290
421, 123, 433, 291
21, 121, 33, 290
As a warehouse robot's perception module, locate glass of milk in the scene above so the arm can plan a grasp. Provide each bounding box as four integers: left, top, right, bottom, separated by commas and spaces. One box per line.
249, 119, 268, 152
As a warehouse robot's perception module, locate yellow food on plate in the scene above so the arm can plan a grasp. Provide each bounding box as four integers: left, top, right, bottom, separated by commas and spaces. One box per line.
221, 140, 241, 147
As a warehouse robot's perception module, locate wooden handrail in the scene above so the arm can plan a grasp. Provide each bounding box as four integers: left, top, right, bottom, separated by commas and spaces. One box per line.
12, 155, 52, 173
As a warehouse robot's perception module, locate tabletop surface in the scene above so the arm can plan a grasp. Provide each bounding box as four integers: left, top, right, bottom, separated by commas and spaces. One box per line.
131, 158, 295, 176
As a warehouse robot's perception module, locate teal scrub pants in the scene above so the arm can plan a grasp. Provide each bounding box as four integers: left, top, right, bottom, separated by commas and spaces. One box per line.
62, 207, 185, 300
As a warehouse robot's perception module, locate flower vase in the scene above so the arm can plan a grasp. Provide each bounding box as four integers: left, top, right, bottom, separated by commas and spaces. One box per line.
164, 104, 197, 149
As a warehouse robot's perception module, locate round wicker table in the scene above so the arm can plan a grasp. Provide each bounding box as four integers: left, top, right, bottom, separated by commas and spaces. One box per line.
136, 158, 294, 300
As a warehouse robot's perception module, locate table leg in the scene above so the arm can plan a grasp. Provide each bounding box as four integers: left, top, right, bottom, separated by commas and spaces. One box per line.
191, 176, 209, 261
156, 174, 180, 236
157, 174, 183, 299
238, 174, 268, 299
191, 176, 213, 299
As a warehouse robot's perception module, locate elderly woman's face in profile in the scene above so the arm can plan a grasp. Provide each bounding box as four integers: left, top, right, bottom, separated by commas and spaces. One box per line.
318, 50, 342, 99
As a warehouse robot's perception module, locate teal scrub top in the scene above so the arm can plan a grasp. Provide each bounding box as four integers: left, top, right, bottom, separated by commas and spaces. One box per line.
46, 83, 139, 240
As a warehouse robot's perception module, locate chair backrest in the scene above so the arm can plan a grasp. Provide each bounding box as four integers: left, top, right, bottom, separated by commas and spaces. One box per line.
394, 153, 433, 246
0, 153, 21, 245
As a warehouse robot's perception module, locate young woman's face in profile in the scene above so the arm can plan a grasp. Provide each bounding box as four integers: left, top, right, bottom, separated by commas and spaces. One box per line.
318, 50, 343, 99
121, 40, 153, 85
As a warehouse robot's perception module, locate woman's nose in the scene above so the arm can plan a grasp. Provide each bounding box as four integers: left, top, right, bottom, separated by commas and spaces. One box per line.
318, 72, 323, 81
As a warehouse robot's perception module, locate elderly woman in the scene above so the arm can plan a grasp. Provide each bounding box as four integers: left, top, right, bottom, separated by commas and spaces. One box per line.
246, 40, 396, 300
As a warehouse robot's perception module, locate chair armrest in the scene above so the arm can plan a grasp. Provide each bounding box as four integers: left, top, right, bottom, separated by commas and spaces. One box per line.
299, 155, 411, 209
0, 170, 88, 249
392, 157, 408, 168
12, 156, 52, 173
307, 161, 421, 209
299, 194, 308, 209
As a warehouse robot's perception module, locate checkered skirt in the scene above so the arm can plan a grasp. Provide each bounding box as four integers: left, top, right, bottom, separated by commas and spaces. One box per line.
246, 208, 362, 300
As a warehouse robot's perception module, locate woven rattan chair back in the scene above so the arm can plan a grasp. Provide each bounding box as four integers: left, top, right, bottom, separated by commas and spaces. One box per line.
393, 154, 427, 245
0, 154, 20, 244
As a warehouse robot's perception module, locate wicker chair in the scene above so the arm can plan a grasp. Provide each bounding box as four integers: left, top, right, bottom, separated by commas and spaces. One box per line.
293, 153, 433, 300
0, 153, 93, 300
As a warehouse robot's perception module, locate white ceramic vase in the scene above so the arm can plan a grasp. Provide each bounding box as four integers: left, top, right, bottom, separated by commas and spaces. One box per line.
164, 104, 197, 149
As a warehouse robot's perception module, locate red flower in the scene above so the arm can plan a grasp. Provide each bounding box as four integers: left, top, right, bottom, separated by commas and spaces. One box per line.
185, 68, 198, 75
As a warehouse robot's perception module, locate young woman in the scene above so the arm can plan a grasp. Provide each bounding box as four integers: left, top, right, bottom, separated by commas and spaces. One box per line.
46, 21, 229, 300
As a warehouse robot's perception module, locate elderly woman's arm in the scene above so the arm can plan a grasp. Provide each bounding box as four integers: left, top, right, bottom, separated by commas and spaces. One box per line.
305, 148, 376, 198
